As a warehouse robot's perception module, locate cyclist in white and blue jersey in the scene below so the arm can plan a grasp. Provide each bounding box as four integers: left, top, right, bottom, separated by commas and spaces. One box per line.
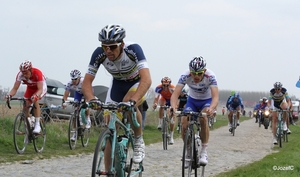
170, 56, 219, 166
82, 24, 152, 164
62, 69, 91, 142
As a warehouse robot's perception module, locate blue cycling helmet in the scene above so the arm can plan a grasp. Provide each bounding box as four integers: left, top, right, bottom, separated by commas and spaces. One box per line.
233, 92, 240, 98
70, 69, 81, 79
189, 56, 206, 72
98, 24, 126, 43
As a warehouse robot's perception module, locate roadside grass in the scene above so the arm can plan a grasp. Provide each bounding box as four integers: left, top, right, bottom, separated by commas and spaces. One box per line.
215, 122, 300, 177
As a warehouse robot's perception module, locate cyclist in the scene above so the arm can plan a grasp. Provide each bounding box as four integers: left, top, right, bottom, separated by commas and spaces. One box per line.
170, 56, 219, 166
267, 82, 291, 144
62, 69, 91, 142
253, 97, 268, 123
82, 24, 151, 164
152, 76, 176, 144
226, 90, 235, 111
176, 88, 188, 131
6, 60, 47, 134
227, 92, 244, 129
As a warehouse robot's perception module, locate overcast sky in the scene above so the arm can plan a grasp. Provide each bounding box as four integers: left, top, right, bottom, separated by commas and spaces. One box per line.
1, 1, 300, 98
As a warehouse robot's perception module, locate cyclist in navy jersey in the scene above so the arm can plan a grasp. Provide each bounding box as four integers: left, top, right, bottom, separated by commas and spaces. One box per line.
267, 82, 291, 144
82, 24, 152, 164
170, 56, 219, 166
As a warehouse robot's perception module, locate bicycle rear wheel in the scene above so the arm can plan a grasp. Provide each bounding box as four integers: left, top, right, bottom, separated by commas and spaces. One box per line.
182, 129, 197, 177
68, 114, 78, 150
162, 118, 168, 150
91, 128, 114, 177
33, 117, 47, 153
81, 127, 90, 147
13, 113, 28, 154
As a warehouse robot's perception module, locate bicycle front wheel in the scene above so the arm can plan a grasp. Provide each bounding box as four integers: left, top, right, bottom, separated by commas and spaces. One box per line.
182, 129, 196, 177
68, 114, 78, 150
91, 128, 114, 177
13, 113, 27, 154
81, 127, 90, 147
162, 118, 168, 150
232, 117, 236, 136
33, 117, 47, 153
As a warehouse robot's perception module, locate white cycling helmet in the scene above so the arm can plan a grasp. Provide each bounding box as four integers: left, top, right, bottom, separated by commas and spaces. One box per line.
70, 69, 81, 79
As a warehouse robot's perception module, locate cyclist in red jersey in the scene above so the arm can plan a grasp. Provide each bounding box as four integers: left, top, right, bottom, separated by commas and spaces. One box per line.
6, 60, 47, 133
152, 76, 176, 144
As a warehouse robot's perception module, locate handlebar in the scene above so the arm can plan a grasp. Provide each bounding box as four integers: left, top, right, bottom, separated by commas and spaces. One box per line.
6, 97, 31, 109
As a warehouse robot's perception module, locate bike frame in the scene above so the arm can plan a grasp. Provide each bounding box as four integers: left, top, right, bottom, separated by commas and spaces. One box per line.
273, 109, 288, 148
182, 111, 206, 177
92, 103, 143, 177
7, 97, 46, 154
161, 105, 170, 150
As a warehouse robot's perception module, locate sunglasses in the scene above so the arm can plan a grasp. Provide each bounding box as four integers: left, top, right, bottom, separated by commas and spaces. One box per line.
190, 70, 205, 75
71, 78, 77, 81
163, 84, 169, 87
275, 88, 281, 91
101, 43, 122, 51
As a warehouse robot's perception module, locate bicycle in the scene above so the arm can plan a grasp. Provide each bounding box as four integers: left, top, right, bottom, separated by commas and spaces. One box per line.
159, 105, 172, 150
91, 101, 143, 177
6, 97, 46, 154
273, 109, 288, 148
229, 110, 237, 136
65, 100, 91, 150
181, 111, 206, 177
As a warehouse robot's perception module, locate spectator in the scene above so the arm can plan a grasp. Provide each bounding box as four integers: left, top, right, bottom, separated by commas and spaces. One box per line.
222, 107, 225, 116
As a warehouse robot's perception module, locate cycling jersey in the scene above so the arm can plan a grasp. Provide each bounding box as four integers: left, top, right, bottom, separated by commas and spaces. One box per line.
154, 84, 175, 100
15, 68, 47, 99
87, 42, 149, 103
178, 94, 188, 110
227, 96, 244, 110
254, 103, 267, 110
177, 69, 218, 112
65, 77, 84, 102
177, 69, 217, 100
269, 88, 289, 103
87, 41, 148, 82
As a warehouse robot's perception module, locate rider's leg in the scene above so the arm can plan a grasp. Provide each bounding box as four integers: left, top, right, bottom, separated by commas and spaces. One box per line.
236, 107, 241, 126
85, 108, 91, 129
280, 101, 289, 132
33, 100, 41, 133
272, 111, 278, 144
228, 110, 233, 127
157, 98, 165, 129
199, 113, 209, 165
169, 111, 175, 144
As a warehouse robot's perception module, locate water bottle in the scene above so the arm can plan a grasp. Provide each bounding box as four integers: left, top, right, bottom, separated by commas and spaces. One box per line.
80, 108, 87, 124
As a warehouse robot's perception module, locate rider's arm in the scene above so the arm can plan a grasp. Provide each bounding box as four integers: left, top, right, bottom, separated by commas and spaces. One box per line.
130, 68, 152, 103
209, 86, 219, 110
62, 90, 70, 102
8, 81, 21, 97
170, 85, 184, 111
82, 73, 97, 102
